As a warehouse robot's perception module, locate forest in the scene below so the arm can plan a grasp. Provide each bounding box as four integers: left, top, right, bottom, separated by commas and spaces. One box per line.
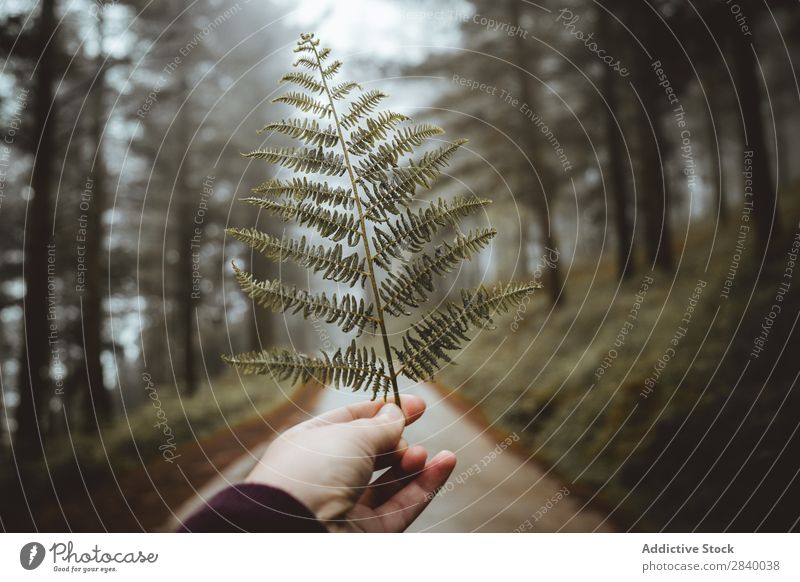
1, 0, 799, 533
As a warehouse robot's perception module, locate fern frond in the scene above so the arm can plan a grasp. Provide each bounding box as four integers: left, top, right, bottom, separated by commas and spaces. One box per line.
380, 229, 497, 316
279, 71, 324, 94
321, 60, 342, 79
241, 197, 362, 245
355, 124, 446, 180
389, 124, 446, 155
273, 91, 332, 118
226, 228, 368, 287
372, 196, 492, 267
360, 139, 468, 218
330, 81, 361, 100
390, 138, 467, 188
233, 265, 376, 334
251, 177, 354, 208
243, 146, 346, 176
347, 111, 411, 155
293, 56, 318, 70
222, 340, 391, 399
294, 34, 322, 55
225, 34, 544, 403
293, 43, 314, 54
341, 90, 388, 129
394, 282, 541, 381
258, 118, 339, 147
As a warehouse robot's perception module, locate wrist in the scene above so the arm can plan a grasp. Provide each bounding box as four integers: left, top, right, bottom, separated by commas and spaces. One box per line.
245, 468, 347, 522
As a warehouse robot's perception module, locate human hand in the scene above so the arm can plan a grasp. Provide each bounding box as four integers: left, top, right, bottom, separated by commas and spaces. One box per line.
245, 395, 456, 532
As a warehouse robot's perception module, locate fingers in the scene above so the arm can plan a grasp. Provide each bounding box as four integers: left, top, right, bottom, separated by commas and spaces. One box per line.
299, 394, 426, 431
362, 445, 428, 508
375, 450, 457, 533
390, 395, 426, 426
375, 437, 408, 471
349, 402, 407, 455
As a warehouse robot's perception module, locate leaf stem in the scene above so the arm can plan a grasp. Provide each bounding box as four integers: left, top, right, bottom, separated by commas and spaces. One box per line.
310, 41, 402, 407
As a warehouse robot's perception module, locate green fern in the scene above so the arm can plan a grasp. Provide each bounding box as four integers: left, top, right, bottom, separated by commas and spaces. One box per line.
224, 33, 541, 402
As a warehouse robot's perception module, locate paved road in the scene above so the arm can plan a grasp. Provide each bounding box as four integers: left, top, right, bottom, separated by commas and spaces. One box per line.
168, 380, 613, 532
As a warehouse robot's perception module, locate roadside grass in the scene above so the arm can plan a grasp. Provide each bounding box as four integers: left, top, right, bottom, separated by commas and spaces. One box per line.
7, 372, 292, 487
438, 204, 800, 531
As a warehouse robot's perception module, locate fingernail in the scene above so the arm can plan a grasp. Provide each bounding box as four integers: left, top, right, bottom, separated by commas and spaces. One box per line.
431, 450, 455, 463
378, 403, 403, 420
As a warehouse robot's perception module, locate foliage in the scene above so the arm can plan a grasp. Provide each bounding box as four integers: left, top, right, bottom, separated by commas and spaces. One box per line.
223, 33, 540, 401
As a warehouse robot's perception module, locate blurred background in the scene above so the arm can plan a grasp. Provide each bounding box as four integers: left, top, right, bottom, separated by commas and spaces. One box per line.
1, 0, 799, 532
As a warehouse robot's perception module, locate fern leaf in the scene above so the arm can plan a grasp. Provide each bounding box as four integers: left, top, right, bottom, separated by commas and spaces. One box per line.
355, 124, 446, 180
279, 71, 324, 94
258, 118, 339, 148
294, 34, 323, 56
222, 340, 391, 399
330, 81, 361, 100
233, 265, 376, 334
251, 177, 354, 208
321, 60, 342, 79
347, 111, 411, 155
243, 146, 346, 176
241, 197, 362, 245
361, 139, 468, 219
394, 283, 541, 381
372, 196, 492, 267
293, 56, 318, 70
226, 228, 368, 287
341, 90, 388, 129
273, 91, 332, 118
380, 229, 497, 316
390, 138, 467, 188
225, 34, 543, 402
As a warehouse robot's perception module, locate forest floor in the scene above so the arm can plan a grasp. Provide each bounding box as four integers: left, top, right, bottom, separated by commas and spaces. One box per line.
436, 208, 800, 532
0, 377, 308, 532
165, 379, 613, 533
4, 375, 611, 532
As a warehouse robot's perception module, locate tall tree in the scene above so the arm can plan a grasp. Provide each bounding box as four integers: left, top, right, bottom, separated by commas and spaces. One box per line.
508, 0, 564, 304
704, 88, 728, 225
597, 0, 634, 280
690, 0, 795, 235
628, 1, 673, 271
731, 3, 779, 247
16, 0, 58, 455
80, 8, 113, 427
175, 72, 199, 395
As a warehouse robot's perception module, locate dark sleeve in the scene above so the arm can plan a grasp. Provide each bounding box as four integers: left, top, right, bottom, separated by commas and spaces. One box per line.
176, 483, 328, 533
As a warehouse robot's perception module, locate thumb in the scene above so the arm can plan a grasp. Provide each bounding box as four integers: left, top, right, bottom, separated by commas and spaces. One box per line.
350, 403, 406, 457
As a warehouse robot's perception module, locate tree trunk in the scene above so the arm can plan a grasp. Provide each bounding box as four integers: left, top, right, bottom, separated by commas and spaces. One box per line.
704, 89, 728, 225
509, 0, 564, 305
599, 0, 635, 280
632, 32, 673, 271
81, 13, 112, 429
536, 208, 564, 305
734, 35, 779, 247
16, 0, 57, 456
603, 54, 635, 280
774, 110, 789, 191
176, 75, 199, 396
